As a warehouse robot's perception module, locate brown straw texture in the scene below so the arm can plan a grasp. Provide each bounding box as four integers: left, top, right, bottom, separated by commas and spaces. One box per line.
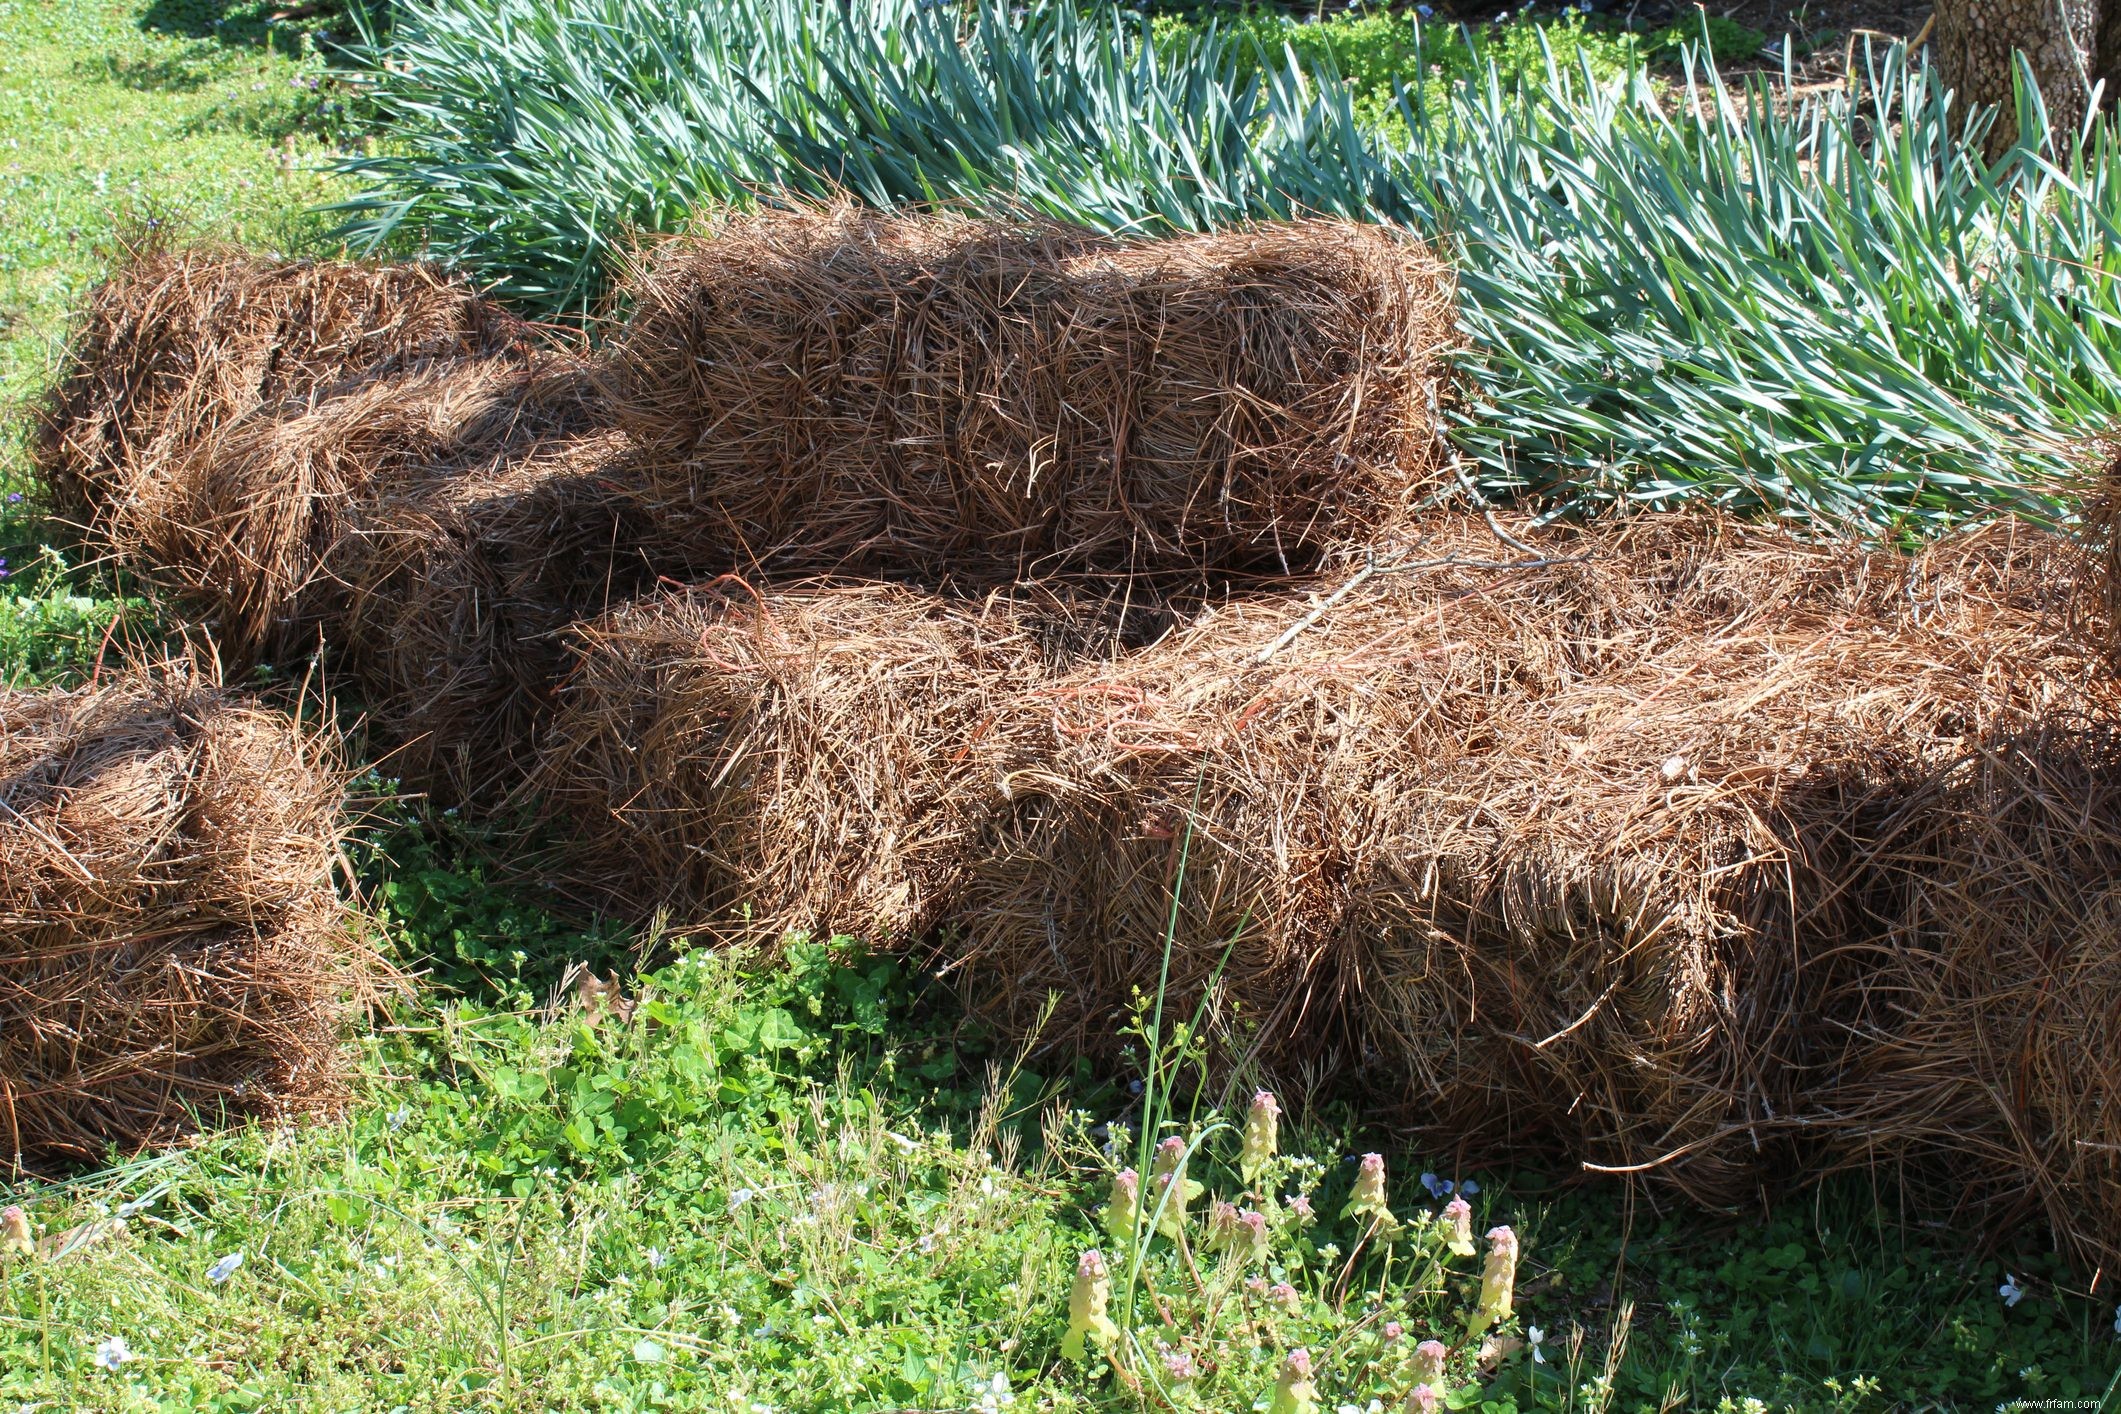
533, 580, 1138, 940
0, 666, 373, 1173
606, 205, 1455, 583
104, 354, 603, 666
33, 235, 2121, 1260
1815, 718, 2121, 1270
536, 516, 2107, 1214
334, 427, 657, 803
35, 246, 525, 542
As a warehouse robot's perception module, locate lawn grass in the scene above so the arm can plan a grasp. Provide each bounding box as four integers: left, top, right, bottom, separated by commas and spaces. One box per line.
0, 0, 345, 408
1, 2, 2118, 1409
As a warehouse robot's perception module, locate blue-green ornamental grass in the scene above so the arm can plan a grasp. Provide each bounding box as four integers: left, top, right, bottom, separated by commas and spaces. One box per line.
336, 0, 2121, 533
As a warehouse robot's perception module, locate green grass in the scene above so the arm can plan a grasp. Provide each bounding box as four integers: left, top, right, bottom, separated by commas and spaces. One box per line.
0, 0, 346, 409
2, 2, 2119, 1408
1149, 8, 1648, 136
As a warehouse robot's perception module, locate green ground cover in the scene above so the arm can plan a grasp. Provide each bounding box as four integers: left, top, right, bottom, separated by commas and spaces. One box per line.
1, 2, 2118, 1409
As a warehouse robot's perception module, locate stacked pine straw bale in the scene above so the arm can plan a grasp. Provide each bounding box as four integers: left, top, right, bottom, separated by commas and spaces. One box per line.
32, 248, 659, 799
533, 582, 1085, 939
35, 245, 528, 566
1812, 711, 2121, 1270
605, 204, 1454, 582
536, 513, 2108, 1215
36, 220, 2121, 1255
953, 517, 2108, 1210
35, 212, 1445, 801
119, 354, 611, 665
331, 424, 657, 802
0, 665, 374, 1172
201, 354, 656, 799
532, 203, 1454, 928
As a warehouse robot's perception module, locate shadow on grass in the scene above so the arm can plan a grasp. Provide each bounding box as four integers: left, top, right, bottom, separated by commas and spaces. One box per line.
137, 0, 384, 57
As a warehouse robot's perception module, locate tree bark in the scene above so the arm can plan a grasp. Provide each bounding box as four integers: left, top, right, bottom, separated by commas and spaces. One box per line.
1932, 0, 2100, 153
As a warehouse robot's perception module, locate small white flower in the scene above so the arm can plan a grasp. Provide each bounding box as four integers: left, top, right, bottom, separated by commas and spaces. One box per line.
917, 1232, 937, 1253
1999, 1274, 2025, 1307
206, 1251, 243, 1285
93, 1336, 131, 1370
386, 1106, 412, 1130
973, 1370, 1016, 1412
2112, 1303, 2120, 1335
644, 1247, 668, 1270
728, 1187, 756, 1211
1528, 1325, 1546, 1364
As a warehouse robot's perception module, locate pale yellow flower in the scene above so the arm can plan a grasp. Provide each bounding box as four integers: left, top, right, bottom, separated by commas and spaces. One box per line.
1104, 1168, 1140, 1244
1467, 1225, 1519, 1338
1241, 1090, 1280, 1185
1442, 1195, 1475, 1257
0, 1206, 31, 1258
1267, 1347, 1320, 1414
1150, 1136, 1201, 1240
1340, 1152, 1399, 1236
1061, 1250, 1120, 1361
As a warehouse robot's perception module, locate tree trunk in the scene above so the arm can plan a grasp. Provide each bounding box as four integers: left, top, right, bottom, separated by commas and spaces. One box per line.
1931, 0, 2099, 153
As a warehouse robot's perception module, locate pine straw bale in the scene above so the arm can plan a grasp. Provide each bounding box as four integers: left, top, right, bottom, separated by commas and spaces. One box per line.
0, 667, 370, 1172
1815, 720, 2121, 1269
331, 429, 658, 804
105, 354, 603, 664
606, 205, 1454, 582
530, 513, 2106, 1209
34, 246, 524, 534
2073, 443, 2121, 663
533, 581, 1134, 938
944, 516, 2105, 1207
